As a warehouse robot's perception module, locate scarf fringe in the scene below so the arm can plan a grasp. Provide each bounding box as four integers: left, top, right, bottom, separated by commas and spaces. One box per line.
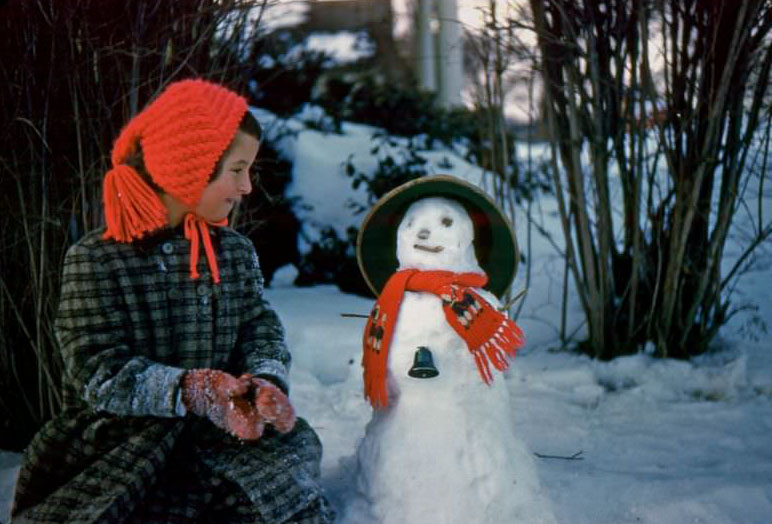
364, 371, 389, 409
472, 320, 524, 385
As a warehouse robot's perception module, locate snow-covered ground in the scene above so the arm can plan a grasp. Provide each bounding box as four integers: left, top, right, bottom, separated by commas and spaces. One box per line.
277, 286, 772, 524
2, 110, 771, 523
0, 452, 19, 524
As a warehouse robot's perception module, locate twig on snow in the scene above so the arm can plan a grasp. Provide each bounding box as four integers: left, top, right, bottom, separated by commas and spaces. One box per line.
534, 450, 584, 461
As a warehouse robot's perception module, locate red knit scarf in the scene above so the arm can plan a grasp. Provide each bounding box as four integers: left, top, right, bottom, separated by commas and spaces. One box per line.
362, 269, 524, 409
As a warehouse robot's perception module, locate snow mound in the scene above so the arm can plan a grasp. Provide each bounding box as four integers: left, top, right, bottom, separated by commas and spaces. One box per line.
595, 351, 749, 402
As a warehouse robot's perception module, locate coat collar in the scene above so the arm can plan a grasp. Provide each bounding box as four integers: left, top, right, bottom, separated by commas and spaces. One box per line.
132, 222, 221, 254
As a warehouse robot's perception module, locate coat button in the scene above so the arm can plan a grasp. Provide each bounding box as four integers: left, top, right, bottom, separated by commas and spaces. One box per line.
161, 242, 174, 255
167, 288, 180, 299
197, 284, 210, 296
200, 296, 210, 306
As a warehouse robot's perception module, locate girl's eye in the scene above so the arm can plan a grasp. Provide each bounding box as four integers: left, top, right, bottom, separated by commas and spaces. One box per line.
442, 217, 453, 227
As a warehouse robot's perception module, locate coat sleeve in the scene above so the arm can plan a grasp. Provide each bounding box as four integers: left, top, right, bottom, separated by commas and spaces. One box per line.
236, 243, 291, 393
55, 241, 186, 417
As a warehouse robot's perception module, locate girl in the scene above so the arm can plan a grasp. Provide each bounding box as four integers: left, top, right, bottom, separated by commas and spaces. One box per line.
11, 79, 334, 523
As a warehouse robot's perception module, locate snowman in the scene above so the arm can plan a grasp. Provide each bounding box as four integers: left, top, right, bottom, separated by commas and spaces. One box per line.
349, 175, 556, 524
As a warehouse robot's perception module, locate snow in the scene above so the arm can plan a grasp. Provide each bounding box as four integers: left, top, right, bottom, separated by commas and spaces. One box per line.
260, 1, 309, 32
0, 453, 19, 523
305, 31, 376, 64
2, 109, 771, 523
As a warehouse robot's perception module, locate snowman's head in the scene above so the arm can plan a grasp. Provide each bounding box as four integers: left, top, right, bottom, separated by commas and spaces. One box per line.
396, 197, 483, 272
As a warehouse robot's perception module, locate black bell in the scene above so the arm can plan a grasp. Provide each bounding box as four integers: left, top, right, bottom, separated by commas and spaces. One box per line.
408, 346, 439, 378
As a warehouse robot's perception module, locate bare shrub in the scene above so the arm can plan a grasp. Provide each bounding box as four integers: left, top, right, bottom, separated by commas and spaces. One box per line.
527, 0, 772, 358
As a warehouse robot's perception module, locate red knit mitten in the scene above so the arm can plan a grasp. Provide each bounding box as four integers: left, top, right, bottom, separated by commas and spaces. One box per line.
181, 369, 265, 440
251, 378, 296, 433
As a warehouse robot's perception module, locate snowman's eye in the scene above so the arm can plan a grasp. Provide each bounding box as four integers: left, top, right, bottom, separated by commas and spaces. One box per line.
441, 217, 453, 227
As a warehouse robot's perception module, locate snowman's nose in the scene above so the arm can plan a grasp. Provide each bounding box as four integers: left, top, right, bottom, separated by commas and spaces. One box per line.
417, 228, 431, 240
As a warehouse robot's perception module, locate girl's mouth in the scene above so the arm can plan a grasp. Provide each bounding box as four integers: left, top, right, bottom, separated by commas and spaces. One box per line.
414, 244, 444, 253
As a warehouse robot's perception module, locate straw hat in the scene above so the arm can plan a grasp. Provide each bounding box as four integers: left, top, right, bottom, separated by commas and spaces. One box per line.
356, 175, 519, 298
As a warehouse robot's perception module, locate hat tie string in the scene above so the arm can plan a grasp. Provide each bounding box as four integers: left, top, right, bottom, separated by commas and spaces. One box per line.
184, 213, 228, 284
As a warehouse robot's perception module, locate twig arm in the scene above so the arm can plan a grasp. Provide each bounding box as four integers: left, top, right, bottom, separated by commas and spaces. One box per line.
534, 450, 584, 461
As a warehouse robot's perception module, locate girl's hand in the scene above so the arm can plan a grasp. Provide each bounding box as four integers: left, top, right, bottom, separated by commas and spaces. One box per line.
250, 377, 296, 433
181, 369, 265, 440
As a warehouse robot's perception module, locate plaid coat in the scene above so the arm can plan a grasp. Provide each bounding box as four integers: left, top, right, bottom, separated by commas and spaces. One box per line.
11, 226, 334, 523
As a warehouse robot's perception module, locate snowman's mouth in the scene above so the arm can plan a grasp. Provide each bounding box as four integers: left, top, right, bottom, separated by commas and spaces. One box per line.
414, 244, 444, 253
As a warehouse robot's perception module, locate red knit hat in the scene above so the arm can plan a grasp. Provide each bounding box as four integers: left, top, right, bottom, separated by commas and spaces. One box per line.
103, 78, 248, 243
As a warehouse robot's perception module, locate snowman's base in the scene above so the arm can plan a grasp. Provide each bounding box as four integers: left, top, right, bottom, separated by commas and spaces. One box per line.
350, 378, 557, 524
352, 290, 556, 523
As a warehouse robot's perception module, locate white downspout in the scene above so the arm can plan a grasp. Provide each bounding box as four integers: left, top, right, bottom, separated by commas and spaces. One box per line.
436, 0, 463, 107
416, 0, 437, 92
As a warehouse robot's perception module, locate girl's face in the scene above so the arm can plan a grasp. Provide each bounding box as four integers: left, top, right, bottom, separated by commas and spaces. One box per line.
194, 130, 260, 222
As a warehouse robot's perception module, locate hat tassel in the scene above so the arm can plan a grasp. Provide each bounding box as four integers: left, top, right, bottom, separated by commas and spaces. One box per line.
102, 164, 167, 242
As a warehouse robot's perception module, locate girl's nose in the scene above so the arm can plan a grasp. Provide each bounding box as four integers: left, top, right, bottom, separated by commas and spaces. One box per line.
417, 228, 430, 240
238, 172, 252, 195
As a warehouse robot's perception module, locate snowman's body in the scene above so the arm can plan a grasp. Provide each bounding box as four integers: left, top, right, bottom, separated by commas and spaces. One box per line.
353, 197, 555, 524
